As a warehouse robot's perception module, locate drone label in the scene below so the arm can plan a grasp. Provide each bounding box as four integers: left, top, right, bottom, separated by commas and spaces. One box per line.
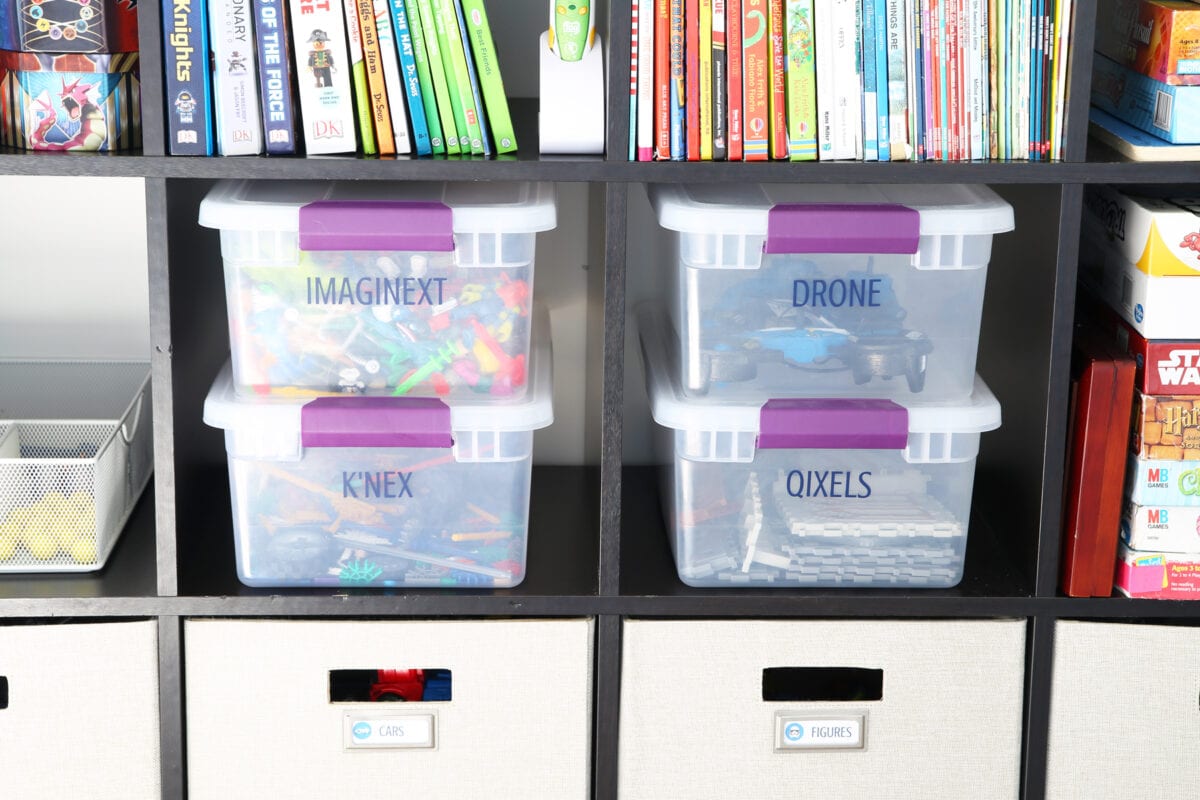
786, 469, 872, 499
792, 277, 883, 308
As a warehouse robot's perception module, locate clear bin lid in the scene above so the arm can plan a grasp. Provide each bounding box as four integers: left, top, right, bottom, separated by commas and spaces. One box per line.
198, 180, 557, 236
204, 307, 554, 441
649, 183, 1014, 240
638, 305, 1001, 438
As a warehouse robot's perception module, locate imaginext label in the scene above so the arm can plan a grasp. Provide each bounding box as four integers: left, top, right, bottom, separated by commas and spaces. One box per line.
307, 276, 447, 306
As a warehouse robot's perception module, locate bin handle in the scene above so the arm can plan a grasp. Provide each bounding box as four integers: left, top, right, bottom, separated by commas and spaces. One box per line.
119, 391, 144, 446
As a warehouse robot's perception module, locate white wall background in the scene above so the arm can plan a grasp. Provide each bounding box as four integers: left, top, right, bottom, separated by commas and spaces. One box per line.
0, 176, 151, 360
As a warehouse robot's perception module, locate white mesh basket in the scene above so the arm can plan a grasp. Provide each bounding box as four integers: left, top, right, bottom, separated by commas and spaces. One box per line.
0, 362, 153, 572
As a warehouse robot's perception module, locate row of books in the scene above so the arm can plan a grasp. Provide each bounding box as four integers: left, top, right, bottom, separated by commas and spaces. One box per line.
626, 0, 1073, 161
163, 0, 516, 156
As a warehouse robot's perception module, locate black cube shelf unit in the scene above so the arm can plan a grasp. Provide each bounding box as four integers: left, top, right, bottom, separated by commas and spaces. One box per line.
5, 1, 1200, 799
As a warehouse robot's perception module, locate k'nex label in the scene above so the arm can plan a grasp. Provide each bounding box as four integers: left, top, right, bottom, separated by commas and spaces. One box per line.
343, 471, 414, 499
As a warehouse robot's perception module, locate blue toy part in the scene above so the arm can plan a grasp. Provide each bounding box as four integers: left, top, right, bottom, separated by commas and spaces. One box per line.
421, 669, 453, 701
755, 327, 849, 365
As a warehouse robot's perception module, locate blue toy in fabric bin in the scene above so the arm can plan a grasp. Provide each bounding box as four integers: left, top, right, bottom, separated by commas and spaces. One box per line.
700, 263, 934, 393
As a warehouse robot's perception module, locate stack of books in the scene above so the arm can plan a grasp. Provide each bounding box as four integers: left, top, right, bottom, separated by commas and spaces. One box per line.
626, 0, 1074, 161
1090, 0, 1200, 159
163, 0, 516, 157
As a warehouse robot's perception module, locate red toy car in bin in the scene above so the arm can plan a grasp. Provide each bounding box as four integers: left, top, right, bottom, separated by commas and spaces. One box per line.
368, 669, 427, 702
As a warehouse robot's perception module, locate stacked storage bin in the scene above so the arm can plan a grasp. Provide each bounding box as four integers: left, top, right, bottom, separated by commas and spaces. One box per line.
199, 181, 556, 588
639, 184, 1014, 587
1080, 185, 1200, 598
0, 0, 140, 151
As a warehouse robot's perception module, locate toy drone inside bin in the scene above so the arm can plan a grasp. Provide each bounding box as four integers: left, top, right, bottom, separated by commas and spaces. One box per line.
695, 261, 934, 394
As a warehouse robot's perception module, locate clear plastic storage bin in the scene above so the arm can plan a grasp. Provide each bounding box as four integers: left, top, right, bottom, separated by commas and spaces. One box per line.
203, 310, 554, 588
648, 183, 1013, 402
199, 180, 556, 399
639, 308, 1001, 588
0, 361, 153, 572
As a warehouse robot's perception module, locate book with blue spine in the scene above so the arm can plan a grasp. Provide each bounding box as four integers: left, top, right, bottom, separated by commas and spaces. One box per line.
388, 0, 432, 155
163, 0, 215, 154
400, 0, 445, 153
669, 0, 685, 159
861, 0, 879, 160
252, 0, 300, 153
874, 0, 890, 160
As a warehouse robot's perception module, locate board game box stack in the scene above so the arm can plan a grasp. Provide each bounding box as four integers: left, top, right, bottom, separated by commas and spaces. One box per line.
0, 0, 140, 151
163, 0, 518, 157
1089, 0, 1200, 158
1077, 185, 1200, 598
627, 0, 1075, 162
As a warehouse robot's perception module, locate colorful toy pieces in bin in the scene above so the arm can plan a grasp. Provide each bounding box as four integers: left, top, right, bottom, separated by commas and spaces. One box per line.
0, 0, 140, 150
199, 180, 556, 399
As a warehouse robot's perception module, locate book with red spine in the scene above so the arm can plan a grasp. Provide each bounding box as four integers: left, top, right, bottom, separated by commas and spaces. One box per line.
727, 0, 744, 160
686, 0, 701, 159
945, 0, 959, 159
630, 0, 639, 160
1060, 321, 1137, 598
742, 0, 769, 159
713, 0, 728, 159
767, 0, 787, 158
655, 0, 671, 158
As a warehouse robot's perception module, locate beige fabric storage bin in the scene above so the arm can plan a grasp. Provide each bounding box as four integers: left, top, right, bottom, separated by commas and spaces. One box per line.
619, 618, 1026, 799
0, 619, 161, 799
185, 618, 593, 800
1046, 620, 1200, 799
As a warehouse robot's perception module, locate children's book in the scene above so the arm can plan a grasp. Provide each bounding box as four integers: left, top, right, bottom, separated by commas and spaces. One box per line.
743, 0, 769, 159
355, 0, 396, 154
290, 0, 358, 154
413, 0, 460, 153
253, 0, 300, 153
814, 0, 834, 158
461, 0, 517, 153
699, 0, 714, 159
767, 0, 787, 158
375, 0, 414, 154
655, 0, 671, 158
389, 0, 433, 155
875, 0, 891, 160
686, 0, 700, 159
342, 0, 378, 153
435, 0, 482, 154
637, 0, 656, 159
670, 0, 686, 158
210, 0, 264, 155
713, 0, 728, 159
727, 0, 744, 160
862, 0, 880, 161
163, 0, 215, 154
453, 0, 490, 154
630, 0, 640, 160
784, 0, 816, 160
398, 0, 445, 153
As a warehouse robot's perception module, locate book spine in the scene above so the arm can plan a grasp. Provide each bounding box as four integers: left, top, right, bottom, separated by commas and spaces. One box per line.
253, 0, 299, 153
978, 0, 990, 159
907, 0, 922, 159
670, 0, 686, 158
1040, 0, 1053, 159
433, 0, 480, 153
1030, 0, 1043, 160
831, 0, 858, 158
861, 0, 879, 161
164, 0, 215, 154
814, 0, 834, 158
946, 0, 959, 159
390, 0, 433, 155
922, 0, 935, 158
461, 0, 515, 153
210, 0, 264, 155
404, 0, 444, 152
341, 0, 377, 153
453, 0, 489, 155
655, 0, 671, 158
630, 0, 640, 160
713, 0, 728, 159
376, 0, 414, 153
885, 0, 906, 159
1052, 0, 1070, 159
699, 0, 714, 159
686, 0, 700, 159
413, 0, 459, 153
875, 0, 890, 160
767, 0, 788, 157
999, 0, 1009, 158
743, 0, 769, 159
987, 0, 997, 157
637, 0, 656, 159
356, 0, 396, 154
785, 0, 817, 160
727, 0, 744, 160
960, 0, 972, 158
291, 0, 358, 154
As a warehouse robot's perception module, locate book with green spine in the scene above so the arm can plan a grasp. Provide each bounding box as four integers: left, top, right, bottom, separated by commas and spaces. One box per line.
429, 0, 475, 153
399, 0, 445, 153
460, 0, 517, 153
413, 0, 460, 153
435, 0, 484, 154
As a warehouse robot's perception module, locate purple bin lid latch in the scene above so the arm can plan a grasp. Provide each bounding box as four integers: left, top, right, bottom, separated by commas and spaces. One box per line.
301, 396, 453, 449
765, 203, 920, 255
758, 398, 909, 450
299, 200, 454, 252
